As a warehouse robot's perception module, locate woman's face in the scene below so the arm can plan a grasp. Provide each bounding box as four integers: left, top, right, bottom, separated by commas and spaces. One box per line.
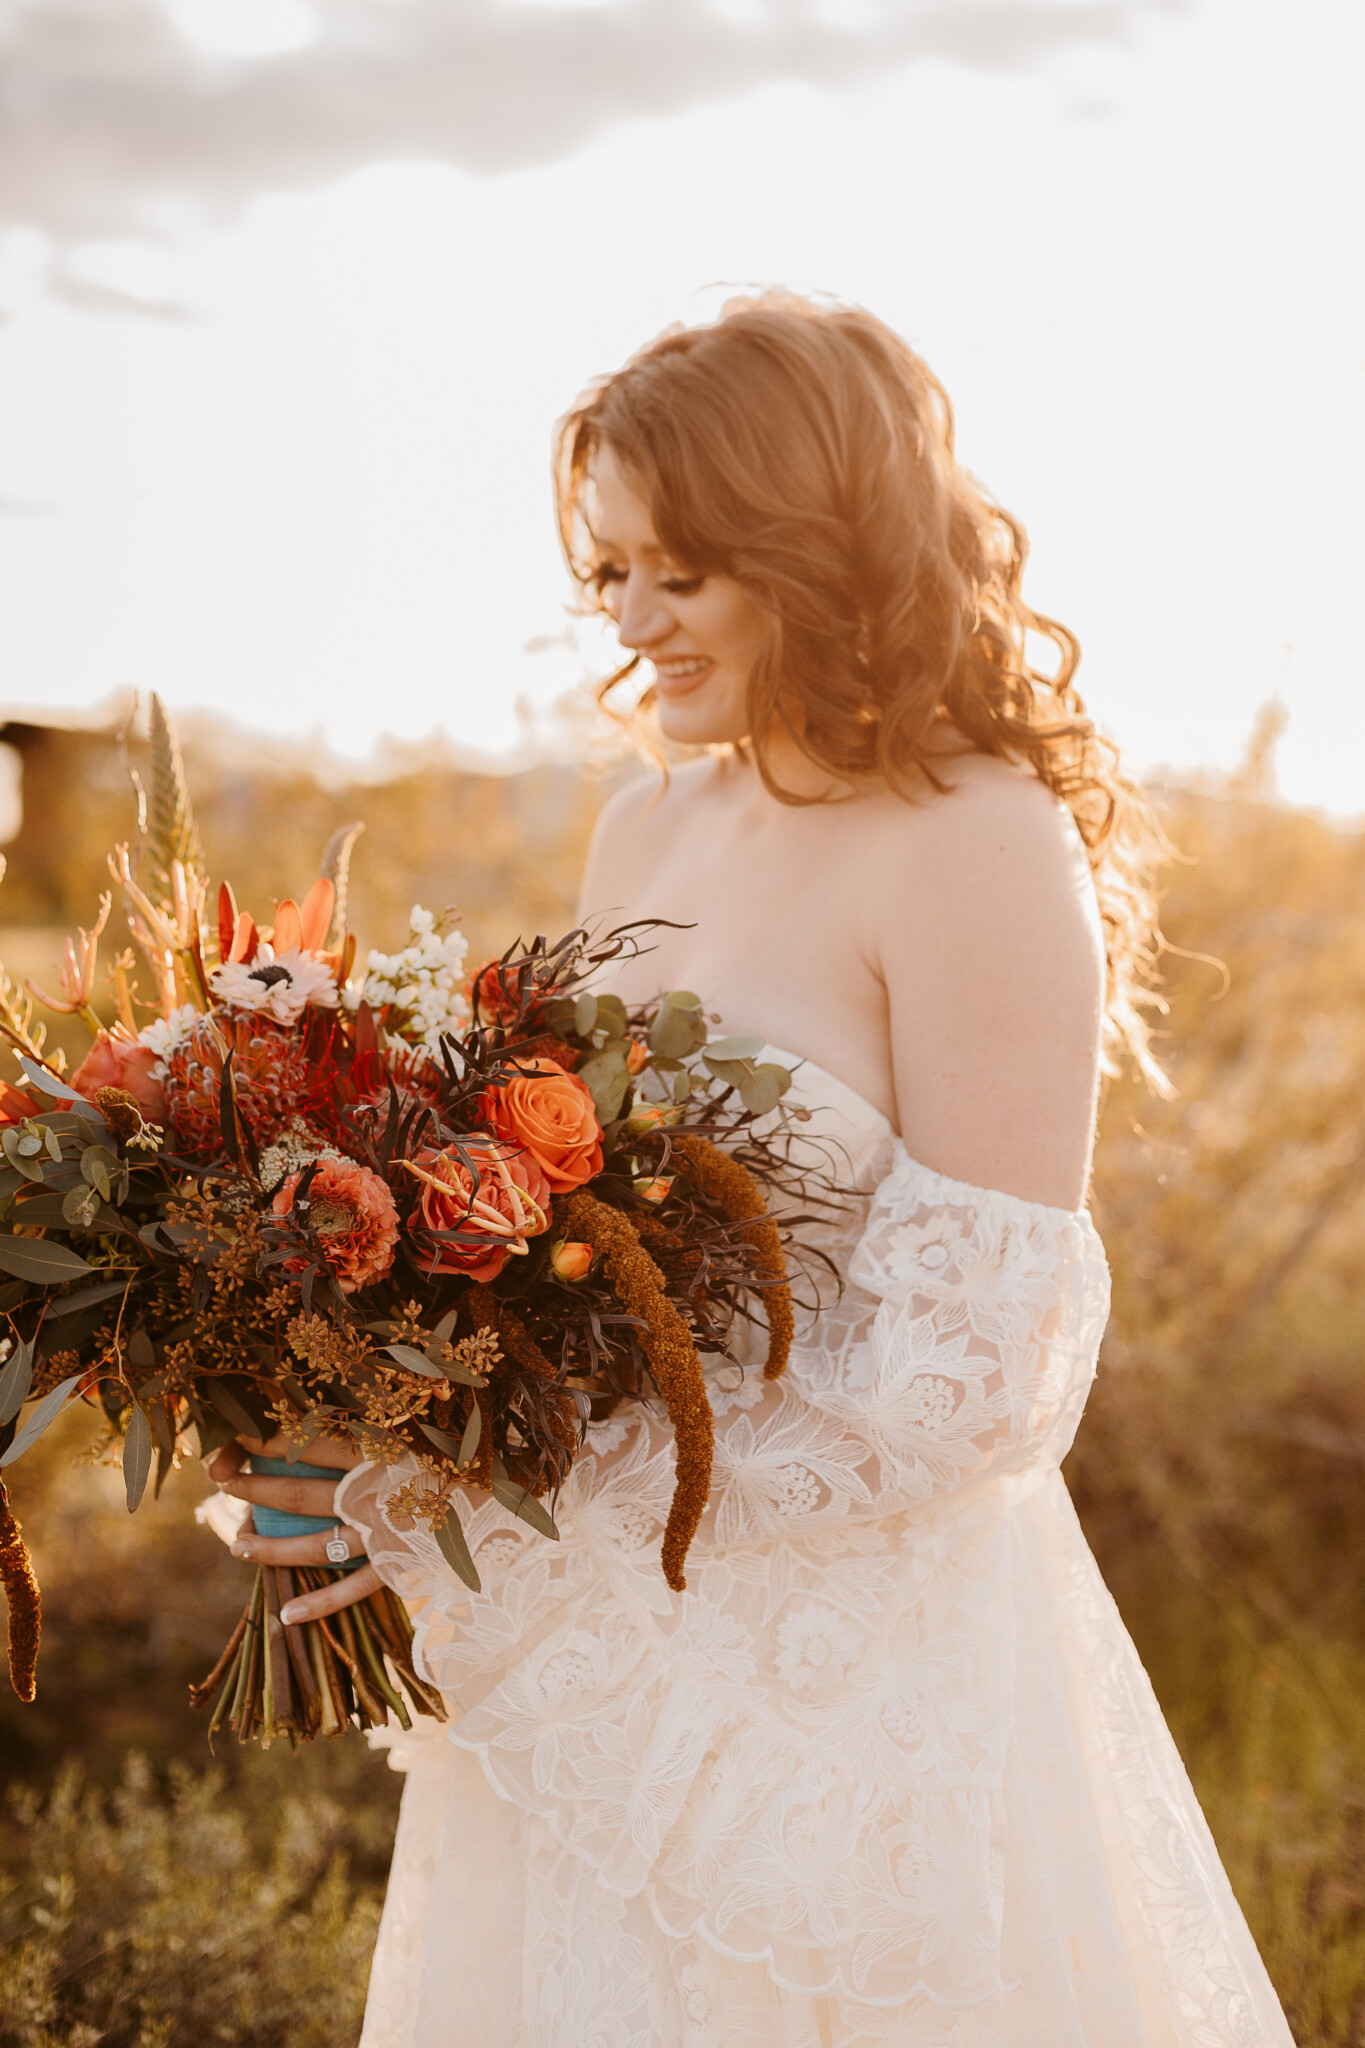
588, 443, 769, 748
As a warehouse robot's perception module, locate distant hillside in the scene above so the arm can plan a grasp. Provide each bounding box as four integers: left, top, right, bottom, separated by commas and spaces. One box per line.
0, 716, 617, 972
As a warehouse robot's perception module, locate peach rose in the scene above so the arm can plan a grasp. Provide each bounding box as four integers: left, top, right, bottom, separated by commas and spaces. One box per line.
404, 1137, 551, 1283
70, 1029, 166, 1125
273, 1154, 399, 1293
480, 1058, 603, 1194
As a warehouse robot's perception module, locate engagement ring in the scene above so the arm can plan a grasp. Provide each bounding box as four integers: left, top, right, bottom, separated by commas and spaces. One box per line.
325, 1528, 350, 1565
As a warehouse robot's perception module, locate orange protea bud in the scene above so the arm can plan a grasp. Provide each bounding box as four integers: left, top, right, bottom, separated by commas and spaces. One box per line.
549, 1239, 594, 1282
633, 1176, 673, 1205
624, 1037, 649, 1075
624, 1101, 679, 1135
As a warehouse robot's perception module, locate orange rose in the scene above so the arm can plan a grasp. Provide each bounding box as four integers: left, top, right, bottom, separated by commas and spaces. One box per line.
404, 1137, 552, 1283
480, 1058, 603, 1194
70, 1029, 166, 1125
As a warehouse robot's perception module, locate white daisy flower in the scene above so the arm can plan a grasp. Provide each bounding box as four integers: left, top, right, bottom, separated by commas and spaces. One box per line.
211, 944, 340, 1025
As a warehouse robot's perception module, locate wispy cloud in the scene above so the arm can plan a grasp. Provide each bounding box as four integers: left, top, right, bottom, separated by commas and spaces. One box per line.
1, 0, 1184, 240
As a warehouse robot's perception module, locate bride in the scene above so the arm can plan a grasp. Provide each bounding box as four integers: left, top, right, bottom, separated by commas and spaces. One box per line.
211, 293, 1293, 2044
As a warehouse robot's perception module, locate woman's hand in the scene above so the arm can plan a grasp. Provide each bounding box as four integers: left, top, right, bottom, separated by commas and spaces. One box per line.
205, 1429, 383, 1625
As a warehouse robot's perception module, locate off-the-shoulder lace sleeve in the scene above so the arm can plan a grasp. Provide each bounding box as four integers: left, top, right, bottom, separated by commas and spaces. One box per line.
703, 1142, 1111, 1544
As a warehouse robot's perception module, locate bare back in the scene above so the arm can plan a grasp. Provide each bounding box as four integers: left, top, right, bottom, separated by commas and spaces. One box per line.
578, 748, 1105, 1211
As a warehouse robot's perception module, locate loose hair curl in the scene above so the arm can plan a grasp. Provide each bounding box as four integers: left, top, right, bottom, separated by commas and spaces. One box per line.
556, 292, 1167, 1087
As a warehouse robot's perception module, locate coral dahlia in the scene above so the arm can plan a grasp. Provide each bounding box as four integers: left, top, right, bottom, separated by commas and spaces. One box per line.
272, 1155, 399, 1293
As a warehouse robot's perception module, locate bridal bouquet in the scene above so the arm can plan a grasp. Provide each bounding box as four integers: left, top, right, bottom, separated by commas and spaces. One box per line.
0, 701, 811, 1751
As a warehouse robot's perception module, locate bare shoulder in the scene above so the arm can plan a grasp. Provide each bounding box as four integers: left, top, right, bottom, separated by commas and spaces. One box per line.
578, 757, 716, 917
861, 754, 1097, 942
870, 755, 1105, 1208
591, 757, 713, 841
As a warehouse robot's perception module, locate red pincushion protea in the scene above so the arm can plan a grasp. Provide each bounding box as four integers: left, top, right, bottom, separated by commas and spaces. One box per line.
272, 1155, 400, 1293
161, 1010, 331, 1159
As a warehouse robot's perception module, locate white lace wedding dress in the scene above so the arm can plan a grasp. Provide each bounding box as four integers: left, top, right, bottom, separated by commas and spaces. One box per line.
338, 1054, 1294, 2047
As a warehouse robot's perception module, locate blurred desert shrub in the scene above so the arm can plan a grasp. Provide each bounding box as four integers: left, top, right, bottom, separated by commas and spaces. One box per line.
0, 715, 610, 1067
3, 713, 1365, 2040
0, 1756, 378, 2046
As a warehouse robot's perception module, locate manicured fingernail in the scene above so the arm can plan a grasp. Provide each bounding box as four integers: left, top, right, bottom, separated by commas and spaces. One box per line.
231, 1543, 253, 1559
280, 1603, 304, 1626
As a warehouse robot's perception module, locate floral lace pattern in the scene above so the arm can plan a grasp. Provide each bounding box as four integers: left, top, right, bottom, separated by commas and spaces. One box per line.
343, 1062, 1293, 2046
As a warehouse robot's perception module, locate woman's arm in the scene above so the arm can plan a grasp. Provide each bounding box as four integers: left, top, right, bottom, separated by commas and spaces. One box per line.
875, 766, 1106, 1212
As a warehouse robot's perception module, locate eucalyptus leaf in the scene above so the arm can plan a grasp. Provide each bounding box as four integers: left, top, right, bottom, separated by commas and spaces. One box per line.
203, 1378, 264, 1441
81, 1146, 118, 1198
13, 1057, 84, 1105
576, 1046, 631, 1126
573, 992, 598, 1037
706, 1032, 765, 1062
126, 1330, 155, 1372
0, 1237, 94, 1283
433, 1506, 481, 1593
146, 1401, 176, 1458
702, 1055, 755, 1090
457, 1402, 482, 1469
47, 1277, 134, 1320
58, 1185, 110, 1229
123, 1401, 153, 1511
424, 1308, 459, 1362
192, 1407, 237, 1459
385, 1342, 444, 1381
0, 1372, 83, 1468
739, 1066, 786, 1117
649, 1005, 698, 1060
0, 1338, 33, 1427
490, 1457, 559, 1541
41, 1125, 62, 1163
672, 1068, 696, 1105
1, 1132, 44, 1184
594, 994, 627, 1020
418, 1420, 465, 1458
664, 989, 702, 1012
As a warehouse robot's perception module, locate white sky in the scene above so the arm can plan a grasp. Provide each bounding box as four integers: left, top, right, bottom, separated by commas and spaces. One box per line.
1, 0, 1362, 809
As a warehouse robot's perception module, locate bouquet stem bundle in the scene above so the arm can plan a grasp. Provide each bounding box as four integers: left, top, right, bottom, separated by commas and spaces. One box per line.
193, 1568, 445, 1748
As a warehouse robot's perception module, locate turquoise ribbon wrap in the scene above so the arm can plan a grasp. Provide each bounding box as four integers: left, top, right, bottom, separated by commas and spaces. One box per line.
248, 1455, 365, 1573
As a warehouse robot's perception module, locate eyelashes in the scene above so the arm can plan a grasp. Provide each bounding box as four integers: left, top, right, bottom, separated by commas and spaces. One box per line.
590, 563, 706, 599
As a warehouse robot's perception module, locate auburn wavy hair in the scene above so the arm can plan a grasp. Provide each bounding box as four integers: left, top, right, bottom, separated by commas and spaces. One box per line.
555, 292, 1167, 1087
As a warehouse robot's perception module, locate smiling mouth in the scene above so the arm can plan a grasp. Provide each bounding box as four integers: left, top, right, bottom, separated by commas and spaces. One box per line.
652, 657, 714, 693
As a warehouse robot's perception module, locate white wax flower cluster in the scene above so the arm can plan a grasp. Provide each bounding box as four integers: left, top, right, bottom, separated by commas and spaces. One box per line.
136, 1002, 201, 1073
353, 906, 471, 1059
